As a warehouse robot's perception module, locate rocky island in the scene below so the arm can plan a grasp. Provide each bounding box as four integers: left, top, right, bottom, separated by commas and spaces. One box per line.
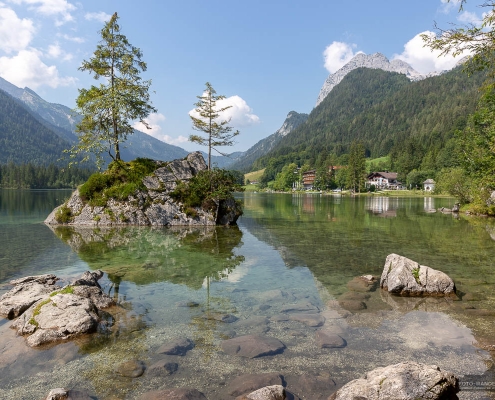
44, 152, 242, 227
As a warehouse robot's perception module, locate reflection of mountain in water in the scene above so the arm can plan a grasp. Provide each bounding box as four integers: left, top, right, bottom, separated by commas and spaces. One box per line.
51, 226, 244, 289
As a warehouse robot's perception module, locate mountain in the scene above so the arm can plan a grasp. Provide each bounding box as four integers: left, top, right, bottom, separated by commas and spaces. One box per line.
0, 77, 246, 167
230, 111, 308, 172
254, 65, 485, 181
0, 89, 71, 165
315, 53, 443, 107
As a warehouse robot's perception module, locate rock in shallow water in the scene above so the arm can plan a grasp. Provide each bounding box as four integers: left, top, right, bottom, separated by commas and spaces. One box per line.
380, 253, 456, 296
137, 388, 207, 400
115, 360, 146, 378
328, 361, 459, 400
227, 372, 285, 397
157, 338, 195, 356
221, 335, 286, 358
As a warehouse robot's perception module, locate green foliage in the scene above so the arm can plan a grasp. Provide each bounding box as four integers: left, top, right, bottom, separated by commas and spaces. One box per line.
406, 169, 436, 189
272, 163, 298, 191
347, 141, 366, 192
170, 169, 244, 213
55, 204, 73, 224
254, 67, 484, 184
412, 267, 420, 284
190, 82, 240, 170
0, 162, 93, 189
436, 167, 471, 203
79, 158, 157, 206
69, 12, 156, 167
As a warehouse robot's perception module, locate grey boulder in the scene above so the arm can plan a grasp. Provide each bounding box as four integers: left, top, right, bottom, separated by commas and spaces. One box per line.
380, 253, 455, 296
328, 362, 459, 400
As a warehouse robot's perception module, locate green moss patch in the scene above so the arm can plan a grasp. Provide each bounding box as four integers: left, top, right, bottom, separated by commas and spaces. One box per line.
79, 158, 158, 207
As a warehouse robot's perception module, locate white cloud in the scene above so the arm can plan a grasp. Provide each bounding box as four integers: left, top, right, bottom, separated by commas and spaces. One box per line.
59, 33, 84, 43
0, 5, 35, 54
0, 48, 76, 88
47, 42, 72, 61
393, 31, 464, 74
8, 0, 76, 24
85, 11, 111, 23
188, 95, 260, 128
458, 10, 482, 25
323, 41, 363, 73
132, 113, 188, 146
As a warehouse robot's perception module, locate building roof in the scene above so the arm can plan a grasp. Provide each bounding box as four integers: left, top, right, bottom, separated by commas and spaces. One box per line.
423, 179, 436, 184
367, 172, 398, 180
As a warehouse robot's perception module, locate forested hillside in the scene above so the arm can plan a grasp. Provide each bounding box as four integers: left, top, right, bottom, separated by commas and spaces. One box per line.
253, 66, 485, 182
0, 89, 72, 165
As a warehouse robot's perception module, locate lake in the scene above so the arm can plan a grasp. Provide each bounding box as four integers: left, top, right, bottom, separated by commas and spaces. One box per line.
1, 190, 495, 399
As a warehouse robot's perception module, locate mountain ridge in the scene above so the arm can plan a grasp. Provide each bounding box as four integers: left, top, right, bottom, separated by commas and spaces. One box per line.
316, 52, 444, 107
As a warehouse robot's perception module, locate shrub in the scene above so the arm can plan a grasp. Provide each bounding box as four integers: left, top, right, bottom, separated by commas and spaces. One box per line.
55, 204, 73, 223
78, 158, 158, 207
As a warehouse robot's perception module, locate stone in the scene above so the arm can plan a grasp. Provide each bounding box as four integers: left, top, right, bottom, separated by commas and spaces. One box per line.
157, 338, 195, 356
328, 362, 459, 400
338, 300, 367, 311
221, 335, 286, 358
315, 330, 346, 348
346, 275, 378, 292
203, 313, 238, 323
280, 302, 319, 313
236, 385, 285, 400
0, 277, 58, 319
6, 271, 115, 347
288, 313, 325, 327
147, 358, 179, 376
115, 360, 146, 378
227, 372, 285, 397
380, 253, 456, 296
44, 152, 242, 227
44, 388, 94, 400
137, 388, 207, 400
12, 293, 100, 347
285, 373, 336, 400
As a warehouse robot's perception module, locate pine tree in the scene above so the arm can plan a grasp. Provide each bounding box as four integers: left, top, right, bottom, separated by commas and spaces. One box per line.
189, 82, 239, 170
70, 12, 156, 167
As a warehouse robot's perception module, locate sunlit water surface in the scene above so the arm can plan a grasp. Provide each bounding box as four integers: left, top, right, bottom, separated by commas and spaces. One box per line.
1, 190, 495, 399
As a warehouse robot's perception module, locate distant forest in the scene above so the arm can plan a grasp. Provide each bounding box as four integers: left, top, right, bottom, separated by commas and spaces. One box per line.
0, 163, 93, 189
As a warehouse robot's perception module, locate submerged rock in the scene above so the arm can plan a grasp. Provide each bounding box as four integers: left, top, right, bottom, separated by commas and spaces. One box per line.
157, 338, 195, 356
236, 385, 286, 400
221, 335, 286, 358
328, 362, 459, 400
380, 253, 455, 296
137, 388, 207, 400
44, 152, 242, 227
227, 372, 285, 397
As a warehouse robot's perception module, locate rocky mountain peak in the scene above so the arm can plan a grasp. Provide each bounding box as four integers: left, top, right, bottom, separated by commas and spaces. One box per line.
316, 52, 441, 107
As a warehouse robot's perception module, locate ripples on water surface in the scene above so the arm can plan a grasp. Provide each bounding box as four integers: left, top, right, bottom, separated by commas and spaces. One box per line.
1, 190, 495, 399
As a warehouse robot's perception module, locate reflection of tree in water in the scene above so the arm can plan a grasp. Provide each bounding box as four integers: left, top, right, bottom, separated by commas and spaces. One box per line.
51, 225, 244, 289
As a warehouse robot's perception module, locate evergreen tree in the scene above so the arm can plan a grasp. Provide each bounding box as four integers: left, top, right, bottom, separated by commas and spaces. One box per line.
347, 141, 366, 192
70, 12, 156, 168
189, 82, 239, 170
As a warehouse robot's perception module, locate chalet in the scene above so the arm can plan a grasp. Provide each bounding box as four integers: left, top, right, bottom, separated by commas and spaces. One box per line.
302, 170, 316, 190
367, 172, 401, 190
423, 179, 436, 192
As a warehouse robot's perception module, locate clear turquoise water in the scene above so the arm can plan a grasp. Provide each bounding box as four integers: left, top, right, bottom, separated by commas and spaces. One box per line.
1, 190, 494, 399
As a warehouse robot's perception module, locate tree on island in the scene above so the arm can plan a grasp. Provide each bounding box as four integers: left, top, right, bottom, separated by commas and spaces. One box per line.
189, 82, 240, 170
69, 12, 157, 168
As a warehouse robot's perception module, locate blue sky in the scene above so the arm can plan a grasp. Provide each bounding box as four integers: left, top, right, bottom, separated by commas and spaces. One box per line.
0, 0, 483, 153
